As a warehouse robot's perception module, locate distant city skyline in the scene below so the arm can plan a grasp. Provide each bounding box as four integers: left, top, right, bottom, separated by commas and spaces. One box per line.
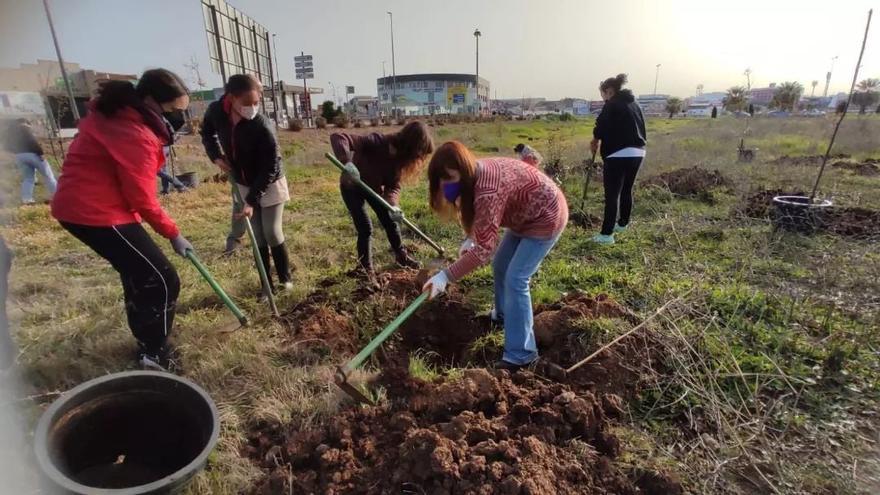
0, 0, 877, 102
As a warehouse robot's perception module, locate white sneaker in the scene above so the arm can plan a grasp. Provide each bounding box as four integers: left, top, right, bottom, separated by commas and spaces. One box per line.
281, 281, 294, 291
138, 353, 168, 372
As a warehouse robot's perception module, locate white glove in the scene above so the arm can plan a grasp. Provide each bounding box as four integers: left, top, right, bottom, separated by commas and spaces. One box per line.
458, 237, 476, 256
342, 161, 360, 180
389, 206, 405, 223
422, 270, 449, 300
170, 234, 193, 257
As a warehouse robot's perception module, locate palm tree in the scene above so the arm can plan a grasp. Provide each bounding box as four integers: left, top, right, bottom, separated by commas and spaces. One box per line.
770, 81, 803, 112
852, 78, 880, 115
723, 86, 748, 112
665, 97, 683, 119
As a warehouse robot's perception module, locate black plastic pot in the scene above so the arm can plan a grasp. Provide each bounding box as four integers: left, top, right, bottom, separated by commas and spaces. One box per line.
771, 195, 832, 234
34, 371, 219, 495
175, 172, 199, 188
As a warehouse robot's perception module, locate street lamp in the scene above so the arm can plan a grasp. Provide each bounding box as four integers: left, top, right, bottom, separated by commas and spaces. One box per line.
474, 28, 481, 115
387, 11, 397, 117
653, 63, 661, 95
744, 67, 752, 91
823, 55, 838, 97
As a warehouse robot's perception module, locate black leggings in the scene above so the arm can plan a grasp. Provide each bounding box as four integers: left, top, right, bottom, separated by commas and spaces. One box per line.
61, 222, 180, 354
340, 183, 403, 267
602, 157, 643, 235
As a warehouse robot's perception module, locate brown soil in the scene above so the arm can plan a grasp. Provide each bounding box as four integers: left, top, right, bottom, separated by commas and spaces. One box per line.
770, 153, 850, 166
736, 189, 806, 219
278, 289, 358, 358
248, 369, 677, 495
642, 167, 731, 201
831, 159, 880, 176
351, 268, 423, 301
569, 210, 602, 229
824, 206, 880, 238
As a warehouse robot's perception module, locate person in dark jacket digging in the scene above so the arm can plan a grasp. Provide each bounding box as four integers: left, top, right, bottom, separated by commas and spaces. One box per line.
330, 121, 434, 275
590, 73, 647, 245
2, 118, 57, 205
201, 74, 293, 294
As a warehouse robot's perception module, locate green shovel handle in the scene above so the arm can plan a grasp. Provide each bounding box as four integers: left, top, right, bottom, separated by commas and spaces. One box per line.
324, 152, 445, 256
340, 291, 430, 375
231, 184, 280, 317
185, 250, 249, 326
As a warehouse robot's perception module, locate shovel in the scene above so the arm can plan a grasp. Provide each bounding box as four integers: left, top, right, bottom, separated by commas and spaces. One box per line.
324, 152, 445, 257
185, 249, 249, 331
335, 291, 430, 404
231, 185, 280, 318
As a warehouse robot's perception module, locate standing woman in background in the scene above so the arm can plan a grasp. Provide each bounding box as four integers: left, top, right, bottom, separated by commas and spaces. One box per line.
330, 121, 434, 275
201, 74, 292, 294
51, 69, 193, 370
590, 73, 647, 245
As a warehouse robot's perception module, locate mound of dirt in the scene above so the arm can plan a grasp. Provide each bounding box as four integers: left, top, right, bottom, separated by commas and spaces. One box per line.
831, 159, 880, 176
351, 268, 423, 301
770, 153, 850, 166
249, 369, 671, 495
736, 189, 806, 219
569, 210, 602, 229
284, 305, 358, 356
824, 207, 880, 238
534, 293, 636, 347
642, 167, 731, 201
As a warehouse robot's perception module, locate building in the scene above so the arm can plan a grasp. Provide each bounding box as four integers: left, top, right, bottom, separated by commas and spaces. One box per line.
637, 94, 669, 116
748, 84, 776, 108
685, 91, 725, 117
347, 96, 380, 118
0, 59, 136, 128
376, 73, 490, 116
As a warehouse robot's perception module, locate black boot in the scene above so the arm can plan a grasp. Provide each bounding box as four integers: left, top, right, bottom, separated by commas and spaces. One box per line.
271, 243, 292, 290
394, 246, 420, 269
257, 246, 274, 299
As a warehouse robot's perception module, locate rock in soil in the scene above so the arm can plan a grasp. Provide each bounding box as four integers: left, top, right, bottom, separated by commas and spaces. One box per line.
642, 167, 731, 202
248, 369, 661, 495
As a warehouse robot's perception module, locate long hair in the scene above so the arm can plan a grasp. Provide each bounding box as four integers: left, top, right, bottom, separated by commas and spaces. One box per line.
390, 121, 434, 181
94, 68, 188, 139
428, 141, 478, 234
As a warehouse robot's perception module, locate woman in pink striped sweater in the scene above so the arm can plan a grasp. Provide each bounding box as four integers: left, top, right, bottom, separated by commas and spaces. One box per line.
422, 141, 568, 370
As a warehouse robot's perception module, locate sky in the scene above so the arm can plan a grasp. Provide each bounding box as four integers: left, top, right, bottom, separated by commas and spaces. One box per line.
0, 0, 878, 102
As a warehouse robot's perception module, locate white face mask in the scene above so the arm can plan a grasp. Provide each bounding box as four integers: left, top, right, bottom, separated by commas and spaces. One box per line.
238, 104, 259, 120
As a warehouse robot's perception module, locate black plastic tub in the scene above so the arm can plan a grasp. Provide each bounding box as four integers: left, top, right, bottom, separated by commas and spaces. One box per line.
34, 371, 219, 495
175, 172, 199, 188
771, 195, 832, 234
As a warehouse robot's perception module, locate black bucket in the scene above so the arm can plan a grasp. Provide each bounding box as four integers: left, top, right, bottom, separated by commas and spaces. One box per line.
771, 195, 832, 234
34, 371, 219, 495
175, 172, 199, 188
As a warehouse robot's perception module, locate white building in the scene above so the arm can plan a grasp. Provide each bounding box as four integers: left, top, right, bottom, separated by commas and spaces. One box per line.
377, 73, 490, 116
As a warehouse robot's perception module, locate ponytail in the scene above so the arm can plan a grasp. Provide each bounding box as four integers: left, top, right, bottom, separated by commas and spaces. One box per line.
600, 73, 628, 93
95, 80, 141, 117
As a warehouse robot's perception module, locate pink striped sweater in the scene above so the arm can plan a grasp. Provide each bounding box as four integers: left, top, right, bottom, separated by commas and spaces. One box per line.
446, 158, 568, 281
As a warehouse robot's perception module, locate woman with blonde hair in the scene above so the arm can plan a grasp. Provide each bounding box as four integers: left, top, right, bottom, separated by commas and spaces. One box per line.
422, 141, 568, 370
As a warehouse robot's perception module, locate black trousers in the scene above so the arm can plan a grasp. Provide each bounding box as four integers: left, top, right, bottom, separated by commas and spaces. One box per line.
61, 222, 180, 354
601, 157, 643, 235
340, 183, 403, 268
0, 236, 13, 369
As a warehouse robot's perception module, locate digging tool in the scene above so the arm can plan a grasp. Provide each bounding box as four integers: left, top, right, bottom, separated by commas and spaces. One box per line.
539, 296, 682, 382
231, 185, 280, 318
578, 151, 598, 212
335, 291, 430, 404
324, 152, 445, 256
185, 250, 249, 330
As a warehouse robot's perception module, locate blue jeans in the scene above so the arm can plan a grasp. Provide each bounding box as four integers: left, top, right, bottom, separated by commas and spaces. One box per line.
492, 230, 561, 365
15, 153, 57, 202
157, 165, 185, 193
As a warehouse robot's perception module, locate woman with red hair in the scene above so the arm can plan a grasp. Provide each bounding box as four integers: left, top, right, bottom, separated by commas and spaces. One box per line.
423, 141, 568, 370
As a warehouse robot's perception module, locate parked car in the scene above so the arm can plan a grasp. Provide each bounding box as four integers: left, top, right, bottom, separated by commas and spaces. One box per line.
800, 109, 827, 117
767, 110, 790, 118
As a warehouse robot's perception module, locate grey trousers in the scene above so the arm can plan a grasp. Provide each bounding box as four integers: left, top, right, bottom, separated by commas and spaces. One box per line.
228, 200, 286, 248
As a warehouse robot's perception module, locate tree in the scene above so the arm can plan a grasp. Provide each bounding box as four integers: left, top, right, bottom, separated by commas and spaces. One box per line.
852, 78, 880, 115
665, 97, 683, 118
723, 86, 748, 112
810, 80, 819, 98
321, 100, 342, 121
770, 81, 803, 112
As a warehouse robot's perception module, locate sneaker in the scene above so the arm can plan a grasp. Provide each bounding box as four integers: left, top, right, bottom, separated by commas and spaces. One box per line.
489, 308, 504, 326
590, 233, 615, 245
494, 358, 539, 372
394, 248, 421, 269
613, 223, 628, 233
280, 281, 294, 292
138, 352, 169, 372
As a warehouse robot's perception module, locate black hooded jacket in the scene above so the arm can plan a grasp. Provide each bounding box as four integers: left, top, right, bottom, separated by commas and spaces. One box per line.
593, 89, 647, 159
3, 121, 43, 156
200, 98, 282, 207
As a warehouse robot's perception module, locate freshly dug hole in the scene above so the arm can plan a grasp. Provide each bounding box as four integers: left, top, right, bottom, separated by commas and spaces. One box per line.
642, 167, 731, 202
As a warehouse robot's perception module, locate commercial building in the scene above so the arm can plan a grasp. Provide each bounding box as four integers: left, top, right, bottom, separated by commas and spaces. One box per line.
637, 94, 669, 116
376, 73, 490, 116
748, 85, 776, 108
685, 91, 725, 117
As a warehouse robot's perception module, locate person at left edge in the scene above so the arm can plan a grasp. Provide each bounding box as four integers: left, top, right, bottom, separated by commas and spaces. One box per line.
50, 69, 193, 371
201, 74, 293, 294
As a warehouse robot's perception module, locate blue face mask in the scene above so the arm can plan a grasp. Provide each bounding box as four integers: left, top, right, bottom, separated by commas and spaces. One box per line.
442, 182, 462, 203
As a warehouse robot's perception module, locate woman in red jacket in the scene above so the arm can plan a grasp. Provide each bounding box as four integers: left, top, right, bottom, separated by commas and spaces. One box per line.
51, 69, 192, 371
423, 141, 568, 371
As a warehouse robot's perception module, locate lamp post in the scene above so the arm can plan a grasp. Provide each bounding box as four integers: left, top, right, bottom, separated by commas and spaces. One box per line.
744, 67, 752, 91
653, 63, 661, 95
823, 55, 838, 97
474, 28, 481, 115
387, 11, 397, 117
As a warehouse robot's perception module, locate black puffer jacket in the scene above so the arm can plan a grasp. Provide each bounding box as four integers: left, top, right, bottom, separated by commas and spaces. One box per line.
593, 89, 647, 159
200, 98, 282, 206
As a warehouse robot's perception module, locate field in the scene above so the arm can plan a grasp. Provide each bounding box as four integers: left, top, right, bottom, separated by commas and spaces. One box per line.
2, 115, 879, 494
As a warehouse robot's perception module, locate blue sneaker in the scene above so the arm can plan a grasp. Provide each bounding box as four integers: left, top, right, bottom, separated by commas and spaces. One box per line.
613, 224, 628, 234
590, 234, 615, 245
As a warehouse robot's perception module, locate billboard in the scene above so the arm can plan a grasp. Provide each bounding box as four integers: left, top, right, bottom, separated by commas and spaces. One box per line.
447, 86, 467, 105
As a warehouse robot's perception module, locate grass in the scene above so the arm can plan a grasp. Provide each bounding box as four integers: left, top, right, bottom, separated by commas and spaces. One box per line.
1, 115, 879, 493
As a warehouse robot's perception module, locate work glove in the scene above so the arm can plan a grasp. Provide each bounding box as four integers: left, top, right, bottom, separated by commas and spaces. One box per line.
389, 206, 405, 223
170, 234, 194, 257
342, 162, 360, 180
422, 270, 449, 300
458, 237, 476, 256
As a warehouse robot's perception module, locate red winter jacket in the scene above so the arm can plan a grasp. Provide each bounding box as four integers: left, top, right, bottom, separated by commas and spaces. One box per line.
51, 103, 179, 239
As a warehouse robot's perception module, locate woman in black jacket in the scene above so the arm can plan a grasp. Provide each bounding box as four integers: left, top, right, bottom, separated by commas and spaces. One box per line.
201, 74, 292, 293
590, 74, 647, 245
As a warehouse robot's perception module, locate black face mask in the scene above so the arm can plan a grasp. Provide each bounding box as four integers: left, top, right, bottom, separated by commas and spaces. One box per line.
162, 110, 186, 132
